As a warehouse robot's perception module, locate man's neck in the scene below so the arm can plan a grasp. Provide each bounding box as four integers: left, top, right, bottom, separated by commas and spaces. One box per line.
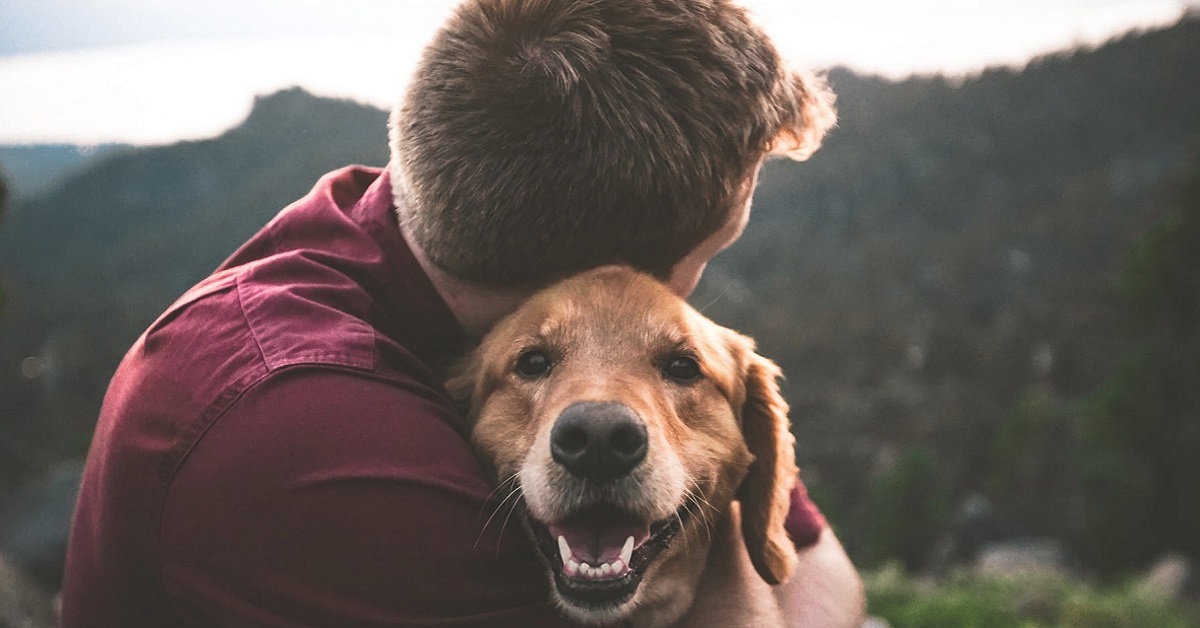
400, 223, 531, 340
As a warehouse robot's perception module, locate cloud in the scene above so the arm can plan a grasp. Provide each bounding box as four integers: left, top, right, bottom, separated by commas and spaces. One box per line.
0, 0, 1191, 144
0, 0, 458, 55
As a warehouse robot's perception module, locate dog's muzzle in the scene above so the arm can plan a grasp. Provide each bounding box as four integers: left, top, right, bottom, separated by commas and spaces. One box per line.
525, 401, 686, 612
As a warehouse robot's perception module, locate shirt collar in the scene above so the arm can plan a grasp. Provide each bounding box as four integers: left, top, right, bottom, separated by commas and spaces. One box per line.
350, 167, 470, 367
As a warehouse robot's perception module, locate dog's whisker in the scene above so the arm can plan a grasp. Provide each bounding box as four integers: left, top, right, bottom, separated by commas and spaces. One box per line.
494, 492, 524, 555
675, 507, 694, 552
696, 280, 734, 314
685, 491, 715, 545
683, 481, 718, 544
474, 476, 523, 550
483, 490, 524, 555
481, 473, 520, 505
473, 491, 519, 550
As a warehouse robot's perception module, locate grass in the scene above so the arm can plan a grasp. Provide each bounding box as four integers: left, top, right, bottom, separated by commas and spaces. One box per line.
865, 564, 1199, 628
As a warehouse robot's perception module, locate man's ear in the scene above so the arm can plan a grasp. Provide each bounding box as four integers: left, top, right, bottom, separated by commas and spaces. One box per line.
735, 344, 800, 585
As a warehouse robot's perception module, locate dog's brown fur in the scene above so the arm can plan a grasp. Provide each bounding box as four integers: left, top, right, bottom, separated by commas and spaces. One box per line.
449, 266, 799, 626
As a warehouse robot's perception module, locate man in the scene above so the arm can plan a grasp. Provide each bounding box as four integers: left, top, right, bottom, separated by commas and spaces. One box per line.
62, 0, 862, 625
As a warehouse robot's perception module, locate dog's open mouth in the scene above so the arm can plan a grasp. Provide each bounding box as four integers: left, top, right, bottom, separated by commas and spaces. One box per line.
527, 504, 688, 610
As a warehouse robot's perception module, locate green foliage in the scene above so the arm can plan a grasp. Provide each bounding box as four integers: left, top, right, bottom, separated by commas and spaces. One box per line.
970, 167, 1200, 577
987, 387, 1072, 531
862, 447, 951, 571
865, 565, 1200, 628
691, 16, 1200, 576
868, 566, 1024, 628
1117, 170, 1200, 331
1071, 167, 1200, 574
1074, 346, 1200, 573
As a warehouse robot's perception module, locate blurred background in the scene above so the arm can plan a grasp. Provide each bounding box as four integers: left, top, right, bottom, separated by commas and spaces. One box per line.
2, 1, 1199, 625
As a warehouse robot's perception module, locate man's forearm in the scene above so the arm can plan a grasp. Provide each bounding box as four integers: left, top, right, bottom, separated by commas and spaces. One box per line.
674, 508, 864, 628
774, 527, 865, 627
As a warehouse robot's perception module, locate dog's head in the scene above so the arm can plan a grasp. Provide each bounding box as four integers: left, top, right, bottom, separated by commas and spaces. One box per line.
449, 266, 798, 624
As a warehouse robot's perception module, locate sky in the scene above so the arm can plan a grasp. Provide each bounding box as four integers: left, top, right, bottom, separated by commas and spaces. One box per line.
0, 0, 1195, 145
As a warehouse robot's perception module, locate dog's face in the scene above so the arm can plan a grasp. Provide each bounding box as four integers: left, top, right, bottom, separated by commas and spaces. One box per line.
449, 266, 798, 625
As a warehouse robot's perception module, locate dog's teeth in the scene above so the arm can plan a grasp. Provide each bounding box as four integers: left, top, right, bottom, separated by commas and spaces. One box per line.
621, 535, 635, 565
598, 562, 611, 577
557, 535, 572, 566
611, 558, 625, 575
566, 560, 580, 577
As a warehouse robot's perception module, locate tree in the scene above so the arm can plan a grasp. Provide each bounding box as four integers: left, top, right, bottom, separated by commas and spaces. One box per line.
1076, 165, 1200, 574
861, 447, 951, 571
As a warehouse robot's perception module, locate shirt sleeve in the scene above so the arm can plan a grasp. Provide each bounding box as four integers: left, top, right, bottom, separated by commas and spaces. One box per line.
785, 480, 827, 550
158, 367, 586, 628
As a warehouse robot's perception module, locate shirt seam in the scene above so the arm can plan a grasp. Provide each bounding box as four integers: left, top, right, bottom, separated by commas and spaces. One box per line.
235, 272, 271, 372
154, 361, 398, 621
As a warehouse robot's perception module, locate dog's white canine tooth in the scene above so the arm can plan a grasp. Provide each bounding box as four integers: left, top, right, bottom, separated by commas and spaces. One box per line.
566, 559, 579, 577
621, 535, 634, 565
557, 535, 571, 566
611, 558, 625, 575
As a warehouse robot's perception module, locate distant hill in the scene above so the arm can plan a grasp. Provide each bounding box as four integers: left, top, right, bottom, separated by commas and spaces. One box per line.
693, 15, 1200, 504
0, 144, 131, 200
2, 17, 1199, 574
686, 16, 1200, 568
1, 88, 389, 304
0, 87, 389, 495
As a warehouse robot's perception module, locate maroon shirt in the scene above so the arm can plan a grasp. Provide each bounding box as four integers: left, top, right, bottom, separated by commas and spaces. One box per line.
61, 166, 825, 627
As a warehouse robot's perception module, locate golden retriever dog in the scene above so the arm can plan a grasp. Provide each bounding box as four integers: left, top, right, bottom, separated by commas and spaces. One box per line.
449, 266, 800, 627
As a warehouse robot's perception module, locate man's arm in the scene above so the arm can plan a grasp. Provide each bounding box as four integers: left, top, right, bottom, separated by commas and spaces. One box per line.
158, 368, 582, 627
676, 505, 864, 628
774, 528, 866, 628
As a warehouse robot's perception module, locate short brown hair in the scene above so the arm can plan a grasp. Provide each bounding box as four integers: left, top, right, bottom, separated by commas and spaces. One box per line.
389, 0, 835, 287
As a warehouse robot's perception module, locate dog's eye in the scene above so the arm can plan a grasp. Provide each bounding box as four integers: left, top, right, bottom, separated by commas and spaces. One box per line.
515, 349, 552, 378
663, 355, 701, 382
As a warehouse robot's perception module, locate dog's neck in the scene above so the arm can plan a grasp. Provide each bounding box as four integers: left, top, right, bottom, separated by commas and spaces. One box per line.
398, 222, 531, 340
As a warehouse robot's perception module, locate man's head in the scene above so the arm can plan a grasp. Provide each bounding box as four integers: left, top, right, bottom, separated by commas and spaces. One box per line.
390, 0, 835, 289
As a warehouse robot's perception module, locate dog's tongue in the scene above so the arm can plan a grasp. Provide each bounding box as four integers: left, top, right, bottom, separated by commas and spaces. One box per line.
547, 510, 651, 565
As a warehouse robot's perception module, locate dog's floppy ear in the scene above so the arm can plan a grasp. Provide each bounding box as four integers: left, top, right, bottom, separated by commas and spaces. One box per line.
732, 336, 800, 585
444, 354, 483, 421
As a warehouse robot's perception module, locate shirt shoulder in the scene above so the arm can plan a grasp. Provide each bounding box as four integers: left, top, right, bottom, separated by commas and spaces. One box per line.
160, 367, 580, 626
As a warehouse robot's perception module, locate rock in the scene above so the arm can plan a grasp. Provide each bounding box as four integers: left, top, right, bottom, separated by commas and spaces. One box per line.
1133, 553, 1193, 600
974, 538, 1072, 578
929, 493, 1021, 573
0, 552, 55, 628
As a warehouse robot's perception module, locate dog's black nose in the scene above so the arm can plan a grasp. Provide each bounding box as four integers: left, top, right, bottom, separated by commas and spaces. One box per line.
551, 402, 648, 483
